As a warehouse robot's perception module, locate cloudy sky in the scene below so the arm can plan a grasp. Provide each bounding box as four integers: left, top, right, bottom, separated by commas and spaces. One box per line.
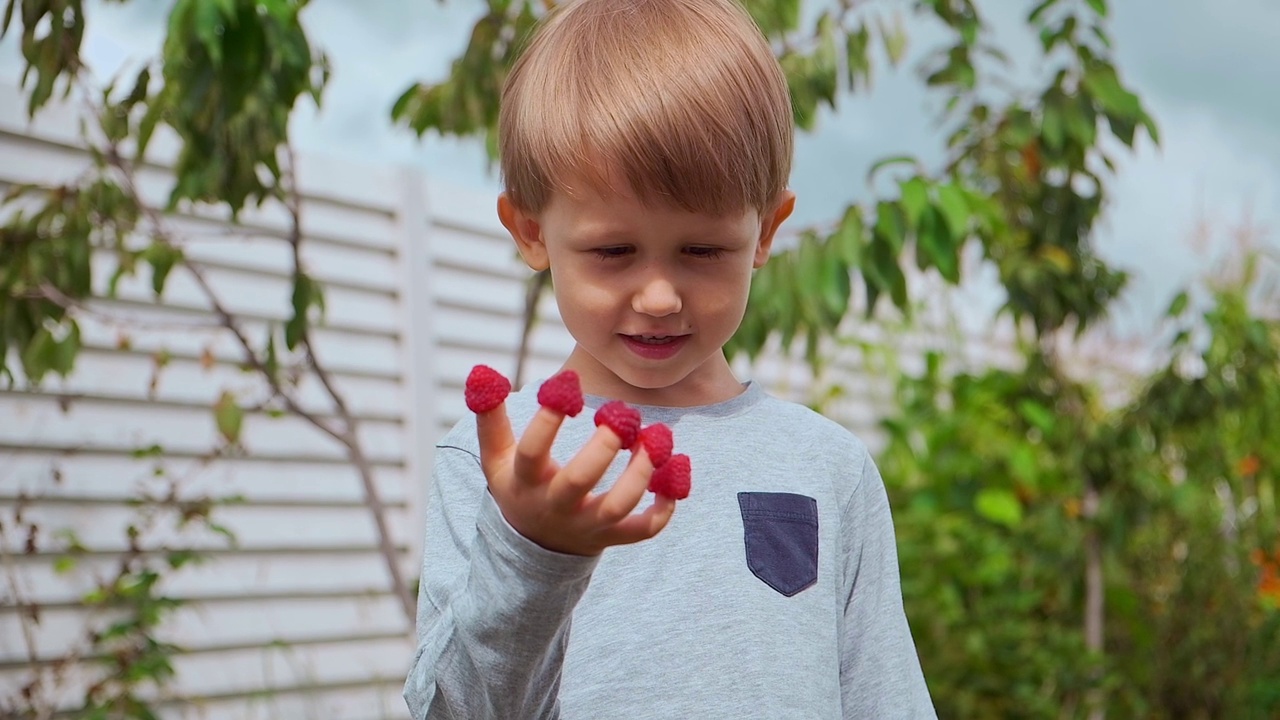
3, 0, 1277, 338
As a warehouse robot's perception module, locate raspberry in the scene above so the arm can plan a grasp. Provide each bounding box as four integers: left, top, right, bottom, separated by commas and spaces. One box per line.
649, 453, 691, 500
593, 400, 642, 449
638, 423, 673, 467
537, 369, 584, 417
464, 365, 511, 413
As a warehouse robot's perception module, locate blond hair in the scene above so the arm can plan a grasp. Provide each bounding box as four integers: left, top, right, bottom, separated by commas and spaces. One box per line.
498, 0, 793, 215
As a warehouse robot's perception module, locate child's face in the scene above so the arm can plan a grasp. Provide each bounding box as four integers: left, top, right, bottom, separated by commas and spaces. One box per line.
500, 178, 794, 407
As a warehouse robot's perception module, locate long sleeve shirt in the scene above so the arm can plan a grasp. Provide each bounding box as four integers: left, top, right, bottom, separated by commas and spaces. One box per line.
404, 381, 937, 719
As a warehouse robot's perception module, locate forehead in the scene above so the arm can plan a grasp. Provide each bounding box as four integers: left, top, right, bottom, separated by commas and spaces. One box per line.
540, 176, 760, 241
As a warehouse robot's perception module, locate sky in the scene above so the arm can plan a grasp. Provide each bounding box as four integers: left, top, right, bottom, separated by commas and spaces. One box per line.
2, 0, 1277, 340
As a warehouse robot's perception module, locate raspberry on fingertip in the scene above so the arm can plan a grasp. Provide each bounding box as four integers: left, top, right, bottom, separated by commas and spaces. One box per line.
465, 365, 511, 414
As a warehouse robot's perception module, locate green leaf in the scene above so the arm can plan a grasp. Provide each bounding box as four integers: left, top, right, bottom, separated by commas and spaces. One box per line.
835, 204, 865, 267
194, 0, 225, 66
1082, 63, 1141, 120
167, 549, 202, 569
796, 232, 825, 326
1, 0, 15, 36
1042, 100, 1065, 151
264, 323, 280, 382
1028, 0, 1058, 24
935, 183, 970, 239
21, 326, 55, 384
975, 488, 1023, 528
1085, 0, 1107, 17
54, 556, 78, 574
874, 201, 906, 253
867, 154, 918, 184
286, 273, 315, 350
124, 67, 150, 107
879, 12, 907, 67
52, 321, 80, 376
137, 101, 162, 161
1018, 399, 1056, 433
1009, 445, 1040, 489
1064, 94, 1097, 148
870, 230, 908, 310
919, 206, 960, 283
1166, 291, 1189, 318
143, 243, 183, 296
819, 250, 852, 323
1139, 110, 1161, 145
899, 177, 929, 228
213, 390, 243, 444
845, 25, 872, 90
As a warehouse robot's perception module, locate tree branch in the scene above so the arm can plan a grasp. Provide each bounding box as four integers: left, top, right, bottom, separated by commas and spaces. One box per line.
279, 146, 417, 620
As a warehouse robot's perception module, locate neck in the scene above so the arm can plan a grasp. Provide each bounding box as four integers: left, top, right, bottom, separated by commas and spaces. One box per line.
561, 346, 745, 408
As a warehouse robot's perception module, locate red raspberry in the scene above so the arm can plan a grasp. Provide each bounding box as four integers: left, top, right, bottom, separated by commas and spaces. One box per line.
464, 365, 511, 413
638, 423, 673, 467
537, 369, 584, 417
593, 400, 642, 449
649, 453, 691, 500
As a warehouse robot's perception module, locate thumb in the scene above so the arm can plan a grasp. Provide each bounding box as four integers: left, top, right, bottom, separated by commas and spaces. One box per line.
475, 403, 516, 480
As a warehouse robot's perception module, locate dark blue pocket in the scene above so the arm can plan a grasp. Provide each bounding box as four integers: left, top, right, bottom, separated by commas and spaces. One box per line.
738, 492, 818, 597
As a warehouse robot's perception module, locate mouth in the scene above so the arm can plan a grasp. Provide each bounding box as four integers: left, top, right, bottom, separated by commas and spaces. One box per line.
629, 334, 681, 345
620, 333, 690, 359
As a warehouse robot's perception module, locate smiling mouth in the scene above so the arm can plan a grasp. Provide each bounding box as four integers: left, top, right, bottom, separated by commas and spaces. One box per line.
620, 333, 689, 359
628, 335, 681, 344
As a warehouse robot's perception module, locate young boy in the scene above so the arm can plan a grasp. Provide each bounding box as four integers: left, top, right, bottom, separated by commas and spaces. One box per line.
403, 0, 936, 716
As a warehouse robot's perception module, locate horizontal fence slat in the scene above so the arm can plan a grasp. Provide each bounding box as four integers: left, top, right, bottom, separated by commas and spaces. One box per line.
10, 349, 409, 420
2, 455, 409, 506
96, 256, 403, 336
0, 394, 406, 460
0, 594, 409, 666
69, 310, 405, 379
7, 502, 416, 554
5, 551, 408, 607
1, 643, 410, 719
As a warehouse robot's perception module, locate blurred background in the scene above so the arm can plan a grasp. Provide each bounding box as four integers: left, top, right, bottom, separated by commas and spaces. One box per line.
0, 0, 1276, 718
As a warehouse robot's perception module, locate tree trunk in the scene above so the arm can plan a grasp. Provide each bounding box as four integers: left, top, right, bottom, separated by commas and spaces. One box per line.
1083, 481, 1105, 720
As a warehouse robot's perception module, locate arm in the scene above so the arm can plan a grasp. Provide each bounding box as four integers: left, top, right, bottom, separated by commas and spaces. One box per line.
403, 445, 599, 719
839, 453, 938, 719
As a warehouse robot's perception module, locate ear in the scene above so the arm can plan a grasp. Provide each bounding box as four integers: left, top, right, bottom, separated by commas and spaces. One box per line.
498, 193, 549, 271
753, 190, 796, 268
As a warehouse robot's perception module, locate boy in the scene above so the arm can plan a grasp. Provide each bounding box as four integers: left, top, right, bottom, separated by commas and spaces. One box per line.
403, 0, 937, 716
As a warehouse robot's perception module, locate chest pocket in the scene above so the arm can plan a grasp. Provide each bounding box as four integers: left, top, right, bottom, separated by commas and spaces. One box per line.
737, 492, 819, 597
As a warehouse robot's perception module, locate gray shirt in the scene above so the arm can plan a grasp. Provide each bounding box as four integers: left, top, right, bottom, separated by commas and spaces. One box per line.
404, 381, 937, 719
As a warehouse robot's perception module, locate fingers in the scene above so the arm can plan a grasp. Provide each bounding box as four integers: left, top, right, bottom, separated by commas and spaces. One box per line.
549, 425, 625, 507
475, 402, 515, 480
607, 495, 677, 546
512, 407, 566, 482
589, 446, 654, 524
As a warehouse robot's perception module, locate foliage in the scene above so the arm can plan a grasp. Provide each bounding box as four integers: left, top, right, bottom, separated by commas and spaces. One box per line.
2, 0, 412, 716
1, 460, 242, 718
0, 0, 329, 387
390, 0, 1157, 368
876, 250, 1280, 717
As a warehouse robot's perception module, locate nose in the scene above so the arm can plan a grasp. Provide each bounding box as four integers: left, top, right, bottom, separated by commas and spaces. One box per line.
631, 270, 682, 318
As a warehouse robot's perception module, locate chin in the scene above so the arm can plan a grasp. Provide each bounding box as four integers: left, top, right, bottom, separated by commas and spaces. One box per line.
616, 370, 682, 391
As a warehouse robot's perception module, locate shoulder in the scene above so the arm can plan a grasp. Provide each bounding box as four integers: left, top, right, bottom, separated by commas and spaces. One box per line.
751, 391, 872, 464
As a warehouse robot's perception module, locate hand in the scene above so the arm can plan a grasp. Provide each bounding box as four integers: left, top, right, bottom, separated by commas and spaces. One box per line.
474, 403, 676, 556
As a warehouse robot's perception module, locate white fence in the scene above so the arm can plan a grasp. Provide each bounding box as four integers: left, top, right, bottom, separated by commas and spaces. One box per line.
0, 80, 1032, 718
0, 81, 589, 718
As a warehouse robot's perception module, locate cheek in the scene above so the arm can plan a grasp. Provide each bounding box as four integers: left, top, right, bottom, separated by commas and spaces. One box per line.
549, 266, 615, 324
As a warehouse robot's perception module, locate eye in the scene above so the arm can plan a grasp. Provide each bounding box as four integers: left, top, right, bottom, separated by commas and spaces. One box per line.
685, 246, 727, 259
591, 246, 632, 260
